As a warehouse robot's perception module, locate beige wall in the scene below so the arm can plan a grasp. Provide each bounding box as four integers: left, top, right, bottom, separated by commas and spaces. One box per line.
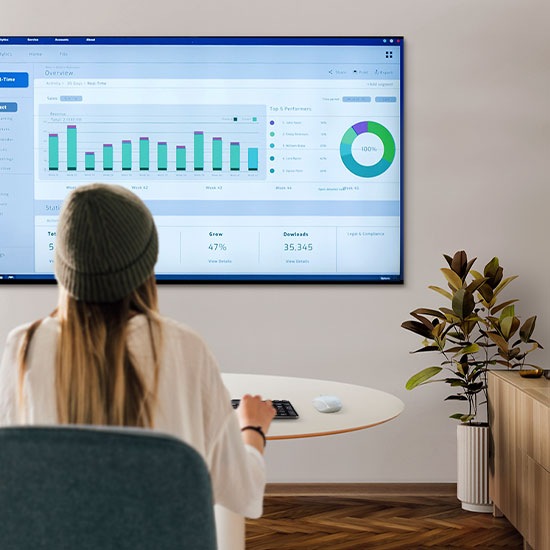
1, 0, 549, 482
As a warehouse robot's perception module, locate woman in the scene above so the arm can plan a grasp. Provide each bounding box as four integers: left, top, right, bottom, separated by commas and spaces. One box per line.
0, 183, 275, 518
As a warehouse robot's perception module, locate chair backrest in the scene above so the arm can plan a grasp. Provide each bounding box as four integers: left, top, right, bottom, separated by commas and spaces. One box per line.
0, 426, 217, 550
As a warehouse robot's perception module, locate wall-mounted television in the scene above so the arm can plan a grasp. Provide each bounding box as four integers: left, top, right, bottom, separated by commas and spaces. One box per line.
0, 36, 403, 283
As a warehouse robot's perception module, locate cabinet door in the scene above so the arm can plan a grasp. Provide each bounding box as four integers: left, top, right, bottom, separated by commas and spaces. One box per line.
524, 455, 550, 550
519, 391, 550, 473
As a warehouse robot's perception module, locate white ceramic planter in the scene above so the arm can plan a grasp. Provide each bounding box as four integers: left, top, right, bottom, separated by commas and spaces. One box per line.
456, 423, 493, 513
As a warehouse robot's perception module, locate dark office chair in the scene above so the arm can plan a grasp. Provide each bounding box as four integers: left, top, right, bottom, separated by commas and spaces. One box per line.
0, 426, 217, 550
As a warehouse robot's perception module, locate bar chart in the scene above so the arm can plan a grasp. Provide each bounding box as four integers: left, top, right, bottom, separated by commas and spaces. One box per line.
40, 104, 266, 179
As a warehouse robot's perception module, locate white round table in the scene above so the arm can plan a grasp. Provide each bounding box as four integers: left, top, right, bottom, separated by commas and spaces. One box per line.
223, 373, 404, 439
215, 373, 405, 550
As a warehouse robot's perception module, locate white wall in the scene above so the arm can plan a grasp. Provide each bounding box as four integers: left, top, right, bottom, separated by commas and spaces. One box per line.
1, 0, 549, 482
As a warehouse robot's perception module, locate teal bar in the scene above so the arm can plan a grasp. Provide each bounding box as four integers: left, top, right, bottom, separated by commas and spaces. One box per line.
85, 152, 95, 171
194, 131, 204, 171
122, 140, 132, 170
140, 137, 149, 170
212, 137, 222, 171
248, 147, 258, 171
67, 125, 77, 171
48, 134, 59, 170
230, 142, 240, 171
176, 146, 186, 170
157, 142, 167, 171
103, 144, 113, 171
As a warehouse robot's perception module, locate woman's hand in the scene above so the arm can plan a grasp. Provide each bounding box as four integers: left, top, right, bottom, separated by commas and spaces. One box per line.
236, 394, 276, 453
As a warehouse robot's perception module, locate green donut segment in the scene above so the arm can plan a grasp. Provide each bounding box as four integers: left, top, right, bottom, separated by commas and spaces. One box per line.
340, 121, 395, 178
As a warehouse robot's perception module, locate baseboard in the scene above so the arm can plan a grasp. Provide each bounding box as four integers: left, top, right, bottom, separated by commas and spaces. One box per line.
265, 482, 457, 498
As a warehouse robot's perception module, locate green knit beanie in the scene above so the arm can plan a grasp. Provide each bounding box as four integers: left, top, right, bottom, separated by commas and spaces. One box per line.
54, 183, 158, 303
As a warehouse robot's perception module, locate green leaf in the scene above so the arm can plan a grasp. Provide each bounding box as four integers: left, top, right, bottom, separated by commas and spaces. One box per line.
500, 315, 520, 340
490, 299, 518, 315
460, 343, 480, 355
456, 361, 469, 377
408, 312, 438, 331
443, 254, 454, 269
441, 268, 464, 291
469, 369, 487, 382
429, 285, 453, 301
410, 346, 440, 353
466, 382, 484, 392
440, 307, 461, 323
452, 288, 475, 319
485, 315, 500, 331
401, 320, 434, 339
411, 308, 447, 320
405, 367, 442, 390
445, 395, 468, 401
487, 332, 510, 351
525, 342, 541, 353
466, 277, 489, 294
500, 304, 516, 319
432, 322, 446, 339
520, 316, 537, 342
464, 258, 477, 276
477, 283, 494, 305
463, 319, 481, 336
484, 257, 501, 281
449, 251, 468, 277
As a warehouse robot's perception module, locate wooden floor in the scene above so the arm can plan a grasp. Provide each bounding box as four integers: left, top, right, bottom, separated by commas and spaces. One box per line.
245, 485, 524, 549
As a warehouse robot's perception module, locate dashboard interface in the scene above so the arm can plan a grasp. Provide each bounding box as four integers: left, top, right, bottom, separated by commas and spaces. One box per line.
0, 36, 403, 282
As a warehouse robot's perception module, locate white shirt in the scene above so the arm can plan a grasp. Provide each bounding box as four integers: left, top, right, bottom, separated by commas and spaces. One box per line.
0, 314, 266, 518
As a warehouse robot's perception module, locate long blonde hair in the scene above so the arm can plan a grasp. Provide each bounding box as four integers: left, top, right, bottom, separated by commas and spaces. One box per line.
18, 275, 162, 427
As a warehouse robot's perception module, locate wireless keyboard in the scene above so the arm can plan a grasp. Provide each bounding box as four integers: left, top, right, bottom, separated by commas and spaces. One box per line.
231, 399, 299, 419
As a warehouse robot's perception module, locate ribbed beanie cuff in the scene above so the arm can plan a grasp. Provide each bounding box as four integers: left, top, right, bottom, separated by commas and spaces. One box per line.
54, 184, 159, 303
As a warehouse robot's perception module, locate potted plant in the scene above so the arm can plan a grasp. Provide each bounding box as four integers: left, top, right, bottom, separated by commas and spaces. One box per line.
401, 250, 543, 512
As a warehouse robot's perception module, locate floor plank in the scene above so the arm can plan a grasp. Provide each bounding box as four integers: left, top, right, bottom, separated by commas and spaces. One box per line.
246, 494, 524, 549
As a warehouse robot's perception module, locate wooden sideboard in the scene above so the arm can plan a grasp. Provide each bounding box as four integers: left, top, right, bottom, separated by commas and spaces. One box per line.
488, 370, 549, 550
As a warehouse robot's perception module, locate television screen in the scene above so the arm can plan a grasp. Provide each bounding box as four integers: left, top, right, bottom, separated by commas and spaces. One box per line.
0, 36, 403, 283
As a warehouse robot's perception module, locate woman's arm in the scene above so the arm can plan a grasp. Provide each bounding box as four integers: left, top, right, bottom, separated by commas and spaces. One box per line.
235, 394, 275, 454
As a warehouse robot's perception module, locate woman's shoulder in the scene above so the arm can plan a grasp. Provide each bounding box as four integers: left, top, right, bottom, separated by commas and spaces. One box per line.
158, 315, 201, 335
5, 316, 59, 344
1, 317, 59, 365
129, 314, 211, 351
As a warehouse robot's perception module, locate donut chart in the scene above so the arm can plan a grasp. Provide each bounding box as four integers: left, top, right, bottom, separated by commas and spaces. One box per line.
340, 121, 396, 178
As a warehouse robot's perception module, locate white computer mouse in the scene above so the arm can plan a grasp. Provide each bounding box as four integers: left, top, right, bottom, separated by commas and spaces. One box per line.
312, 395, 342, 413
